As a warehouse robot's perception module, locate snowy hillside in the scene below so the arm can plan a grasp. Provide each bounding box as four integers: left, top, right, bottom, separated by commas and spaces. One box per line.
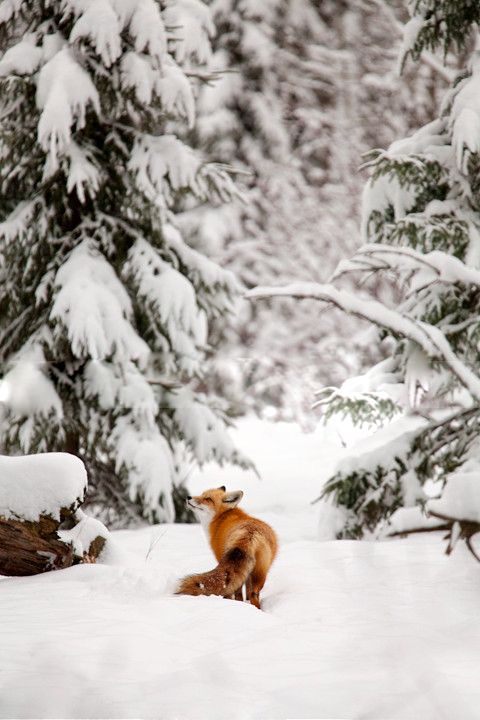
1, 419, 479, 720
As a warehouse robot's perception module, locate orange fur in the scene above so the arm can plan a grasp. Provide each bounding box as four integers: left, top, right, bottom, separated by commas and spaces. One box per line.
176, 487, 278, 609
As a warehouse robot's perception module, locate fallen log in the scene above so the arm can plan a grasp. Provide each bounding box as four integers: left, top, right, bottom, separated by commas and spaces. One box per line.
0, 516, 74, 575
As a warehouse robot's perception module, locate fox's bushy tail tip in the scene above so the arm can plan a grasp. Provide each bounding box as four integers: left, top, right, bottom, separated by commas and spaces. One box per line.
176, 546, 255, 598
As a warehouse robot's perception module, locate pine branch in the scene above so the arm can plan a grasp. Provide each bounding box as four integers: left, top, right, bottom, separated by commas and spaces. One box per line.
333, 244, 480, 286
360, 0, 455, 83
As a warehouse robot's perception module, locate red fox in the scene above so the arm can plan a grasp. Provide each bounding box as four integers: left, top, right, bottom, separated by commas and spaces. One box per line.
176, 486, 277, 609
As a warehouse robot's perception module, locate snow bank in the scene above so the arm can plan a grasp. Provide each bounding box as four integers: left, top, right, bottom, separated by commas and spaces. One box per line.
0, 452, 87, 521
1, 528, 479, 720
1, 419, 479, 719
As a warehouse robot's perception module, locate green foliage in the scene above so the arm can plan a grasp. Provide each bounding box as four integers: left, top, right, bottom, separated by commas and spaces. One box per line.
369, 153, 448, 199
316, 388, 401, 428
404, 1, 480, 61
323, 406, 480, 539
321, 459, 407, 539
367, 213, 470, 257
412, 407, 480, 482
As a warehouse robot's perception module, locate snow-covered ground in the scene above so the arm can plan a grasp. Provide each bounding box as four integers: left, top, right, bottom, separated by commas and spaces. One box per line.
1, 419, 479, 719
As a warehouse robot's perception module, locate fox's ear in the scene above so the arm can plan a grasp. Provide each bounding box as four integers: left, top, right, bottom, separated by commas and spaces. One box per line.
217, 485, 226, 492
223, 490, 243, 507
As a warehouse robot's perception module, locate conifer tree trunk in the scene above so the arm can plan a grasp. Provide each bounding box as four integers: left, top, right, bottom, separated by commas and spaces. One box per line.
64, 430, 80, 456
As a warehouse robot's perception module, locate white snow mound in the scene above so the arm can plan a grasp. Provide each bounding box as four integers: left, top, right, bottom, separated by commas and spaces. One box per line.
0, 452, 87, 522
58, 509, 109, 557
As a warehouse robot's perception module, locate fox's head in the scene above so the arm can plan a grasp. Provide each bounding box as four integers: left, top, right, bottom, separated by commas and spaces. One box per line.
186, 486, 243, 524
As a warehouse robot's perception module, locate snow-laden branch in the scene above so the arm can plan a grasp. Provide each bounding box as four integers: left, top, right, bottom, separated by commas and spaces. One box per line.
361, 0, 455, 84
333, 244, 480, 286
246, 282, 480, 401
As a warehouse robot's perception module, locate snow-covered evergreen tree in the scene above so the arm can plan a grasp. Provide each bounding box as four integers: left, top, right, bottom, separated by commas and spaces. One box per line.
180, 0, 448, 422
0, 0, 248, 525
249, 2, 480, 554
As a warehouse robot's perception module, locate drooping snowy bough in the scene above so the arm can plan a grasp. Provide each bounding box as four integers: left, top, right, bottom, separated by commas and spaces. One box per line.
0, 453, 109, 576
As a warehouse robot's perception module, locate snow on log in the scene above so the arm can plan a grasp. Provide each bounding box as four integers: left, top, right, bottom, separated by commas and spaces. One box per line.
0, 453, 108, 576
0, 452, 87, 522
58, 509, 109, 562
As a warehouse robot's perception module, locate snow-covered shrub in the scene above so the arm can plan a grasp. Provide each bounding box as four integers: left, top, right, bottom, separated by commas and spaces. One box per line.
249, 2, 480, 549
0, 0, 249, 525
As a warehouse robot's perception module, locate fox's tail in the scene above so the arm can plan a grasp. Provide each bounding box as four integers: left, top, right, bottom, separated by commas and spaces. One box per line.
176, 547, 255, 598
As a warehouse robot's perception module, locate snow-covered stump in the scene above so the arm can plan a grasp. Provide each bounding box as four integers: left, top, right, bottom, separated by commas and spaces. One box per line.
0, 453, 107, 576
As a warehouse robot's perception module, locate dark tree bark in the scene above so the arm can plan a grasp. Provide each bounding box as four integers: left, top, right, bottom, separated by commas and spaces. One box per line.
0, 504, 107, 576
0, 516, 74, 576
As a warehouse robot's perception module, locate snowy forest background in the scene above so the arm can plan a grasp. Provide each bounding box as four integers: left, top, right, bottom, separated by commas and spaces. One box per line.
0, 0, 479, 559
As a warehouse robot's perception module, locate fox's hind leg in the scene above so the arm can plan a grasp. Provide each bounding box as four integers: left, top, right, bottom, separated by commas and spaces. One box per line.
248, 567, 268, 610
234, 585, 244, 601
246, 575, 253, 602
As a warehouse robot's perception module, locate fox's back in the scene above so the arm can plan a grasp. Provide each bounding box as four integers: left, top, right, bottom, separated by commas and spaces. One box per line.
209, 507, 278, 565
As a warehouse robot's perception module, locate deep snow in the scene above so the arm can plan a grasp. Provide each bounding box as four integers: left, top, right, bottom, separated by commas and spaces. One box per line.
1, 529, 479, 720
1, 419, 479, 720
